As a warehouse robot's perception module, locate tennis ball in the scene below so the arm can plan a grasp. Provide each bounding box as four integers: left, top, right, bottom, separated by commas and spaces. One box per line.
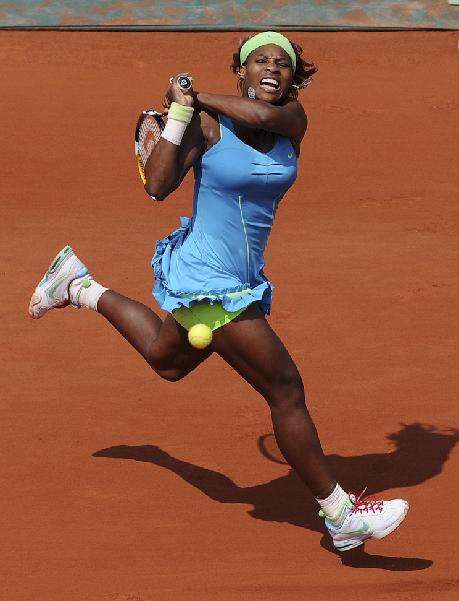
188, 323, 213, 349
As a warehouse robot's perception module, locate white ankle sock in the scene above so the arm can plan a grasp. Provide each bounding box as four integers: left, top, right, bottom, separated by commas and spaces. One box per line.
317, 483, 351, 524
69, 275, 108, 311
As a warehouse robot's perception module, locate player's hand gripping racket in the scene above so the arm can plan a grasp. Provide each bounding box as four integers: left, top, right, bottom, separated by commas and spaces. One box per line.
134, 75, 193, 186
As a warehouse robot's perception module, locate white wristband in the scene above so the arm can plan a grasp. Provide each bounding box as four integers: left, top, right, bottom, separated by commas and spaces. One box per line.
161, 118, 188, 146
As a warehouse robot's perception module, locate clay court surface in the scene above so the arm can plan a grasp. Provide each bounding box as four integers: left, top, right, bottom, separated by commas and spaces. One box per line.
1, 30, 458, 600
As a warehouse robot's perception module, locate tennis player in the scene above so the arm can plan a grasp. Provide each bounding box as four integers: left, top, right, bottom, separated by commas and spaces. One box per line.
29, 31, 408, 552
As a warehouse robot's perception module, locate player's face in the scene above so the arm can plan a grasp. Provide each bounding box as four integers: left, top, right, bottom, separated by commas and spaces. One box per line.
240, 44, 294, 103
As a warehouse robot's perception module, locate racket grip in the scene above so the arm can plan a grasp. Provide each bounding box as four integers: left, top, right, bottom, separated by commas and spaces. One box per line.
177, 75, 192, 91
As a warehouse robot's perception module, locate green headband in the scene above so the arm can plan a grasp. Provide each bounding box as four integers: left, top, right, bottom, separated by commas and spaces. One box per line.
240, 31, 296, 71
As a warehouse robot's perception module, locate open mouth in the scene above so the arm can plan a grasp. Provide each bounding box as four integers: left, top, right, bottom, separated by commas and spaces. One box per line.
260, 78, 280, 92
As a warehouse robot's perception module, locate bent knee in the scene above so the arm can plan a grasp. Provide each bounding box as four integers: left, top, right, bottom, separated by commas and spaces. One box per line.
265, 370, 305, 410
162, 371, 185, 383
145, 344, 185, 382
148, 361, 188, 382
150, 364, 186, 382
145, 352, 185, 382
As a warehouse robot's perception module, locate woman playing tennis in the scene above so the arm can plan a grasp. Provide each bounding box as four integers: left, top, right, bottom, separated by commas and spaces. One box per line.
29, 31, 408, 552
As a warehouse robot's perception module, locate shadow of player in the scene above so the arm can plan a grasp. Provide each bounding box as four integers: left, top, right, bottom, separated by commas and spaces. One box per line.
94, 422, 458, 571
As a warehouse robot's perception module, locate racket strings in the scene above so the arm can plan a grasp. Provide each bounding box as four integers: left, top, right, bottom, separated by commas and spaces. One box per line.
134, 110, 165, 187
138, 117, 162, 164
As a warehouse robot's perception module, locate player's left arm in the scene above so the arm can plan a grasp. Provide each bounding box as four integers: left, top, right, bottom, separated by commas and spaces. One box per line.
194, 92, 307, 141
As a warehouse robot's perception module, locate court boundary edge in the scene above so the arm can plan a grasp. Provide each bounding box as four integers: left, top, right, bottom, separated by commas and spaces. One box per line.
0, 25, 457, 32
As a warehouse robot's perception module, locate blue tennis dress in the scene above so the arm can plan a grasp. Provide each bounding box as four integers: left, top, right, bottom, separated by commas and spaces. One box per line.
152, 114, 298, 316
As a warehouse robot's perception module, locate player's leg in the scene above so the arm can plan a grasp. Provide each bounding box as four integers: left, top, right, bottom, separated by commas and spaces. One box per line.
212, 303, 409, 550
98, 291, 213, 381
212, 302, 335, 498
28, 245, 212, 381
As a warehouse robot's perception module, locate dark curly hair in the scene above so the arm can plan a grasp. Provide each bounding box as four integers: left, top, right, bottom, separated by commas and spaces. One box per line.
230, 34, 318, 100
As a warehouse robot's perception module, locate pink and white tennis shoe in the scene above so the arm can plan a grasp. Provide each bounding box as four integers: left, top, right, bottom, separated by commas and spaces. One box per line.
323, 489, 409, 551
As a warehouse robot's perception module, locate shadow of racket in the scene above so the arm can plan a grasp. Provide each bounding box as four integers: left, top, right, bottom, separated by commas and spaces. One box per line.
257, 433, 288, 465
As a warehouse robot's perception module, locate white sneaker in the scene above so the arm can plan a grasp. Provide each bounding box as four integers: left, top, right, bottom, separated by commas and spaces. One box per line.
28, 245, 88, 319
323, 489, 409, 552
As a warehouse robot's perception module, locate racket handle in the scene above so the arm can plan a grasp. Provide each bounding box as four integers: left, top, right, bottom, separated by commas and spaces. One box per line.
177, 75, 192, 91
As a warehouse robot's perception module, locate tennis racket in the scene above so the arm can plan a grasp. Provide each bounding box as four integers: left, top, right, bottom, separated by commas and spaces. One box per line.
134, 76, 193, 186
134, 110, 165, 186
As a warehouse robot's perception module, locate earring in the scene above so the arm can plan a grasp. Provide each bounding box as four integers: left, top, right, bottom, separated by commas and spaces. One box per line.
292, 77, 312, 90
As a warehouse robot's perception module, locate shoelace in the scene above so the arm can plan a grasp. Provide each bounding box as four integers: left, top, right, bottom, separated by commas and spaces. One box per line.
349, 487, 384, 515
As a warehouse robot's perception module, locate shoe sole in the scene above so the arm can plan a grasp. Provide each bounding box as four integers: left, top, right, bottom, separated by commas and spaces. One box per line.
28, 246, 74, 319
335, 501, 409, 552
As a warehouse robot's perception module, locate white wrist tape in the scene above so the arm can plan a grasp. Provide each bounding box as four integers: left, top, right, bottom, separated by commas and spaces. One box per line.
161, 118, 188, 146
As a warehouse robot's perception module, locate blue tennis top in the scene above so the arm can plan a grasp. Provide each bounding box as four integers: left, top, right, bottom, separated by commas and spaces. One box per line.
152, 113, 298, 315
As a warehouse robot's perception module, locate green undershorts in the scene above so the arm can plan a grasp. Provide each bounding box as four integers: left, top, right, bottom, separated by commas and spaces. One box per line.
172, 291, 252, 332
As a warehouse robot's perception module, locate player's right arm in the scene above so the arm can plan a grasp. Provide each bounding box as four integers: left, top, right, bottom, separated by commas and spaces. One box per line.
144, 80, 206, 201
144, 116, 204, 200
